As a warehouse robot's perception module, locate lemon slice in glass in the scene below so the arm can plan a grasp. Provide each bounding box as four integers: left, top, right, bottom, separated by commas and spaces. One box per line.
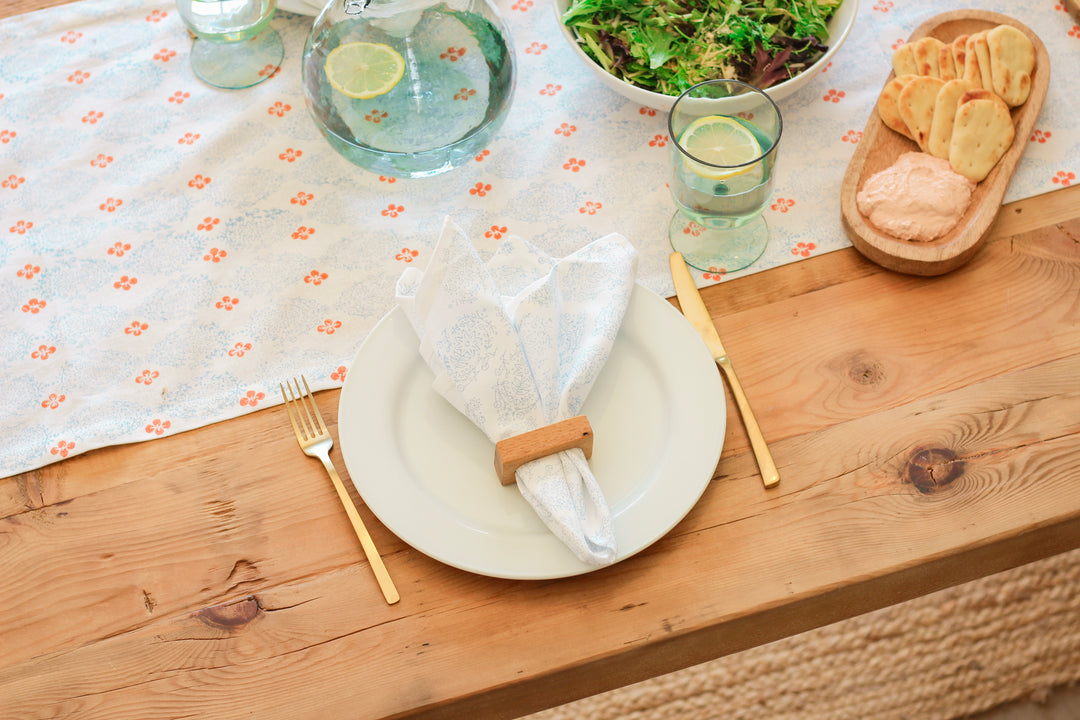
677, 115, 763, 180
324, 42, 406, 100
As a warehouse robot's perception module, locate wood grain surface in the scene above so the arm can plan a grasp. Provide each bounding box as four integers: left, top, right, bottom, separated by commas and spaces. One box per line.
3, 2, 1080, 719
841, 11, 1050, 276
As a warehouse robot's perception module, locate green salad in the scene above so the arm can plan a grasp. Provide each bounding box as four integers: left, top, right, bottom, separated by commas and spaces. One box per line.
560, 0, 844, 97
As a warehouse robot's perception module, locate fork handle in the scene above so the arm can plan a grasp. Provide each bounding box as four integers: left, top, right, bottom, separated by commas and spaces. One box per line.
320, 455, 400, 605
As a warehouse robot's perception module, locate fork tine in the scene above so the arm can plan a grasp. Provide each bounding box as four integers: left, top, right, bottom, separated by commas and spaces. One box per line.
281, 379, 310, 441
301, 376, 330, 435
292, 376, 320, 439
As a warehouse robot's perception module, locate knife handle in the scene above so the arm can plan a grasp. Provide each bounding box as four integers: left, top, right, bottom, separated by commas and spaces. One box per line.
716, 357, 780, 489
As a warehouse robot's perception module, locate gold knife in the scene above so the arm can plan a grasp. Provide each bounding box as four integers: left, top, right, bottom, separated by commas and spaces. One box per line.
669, 252, 780, 489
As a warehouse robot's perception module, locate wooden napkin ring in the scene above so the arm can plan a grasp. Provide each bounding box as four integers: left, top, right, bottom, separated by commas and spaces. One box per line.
493, 416, 593, 486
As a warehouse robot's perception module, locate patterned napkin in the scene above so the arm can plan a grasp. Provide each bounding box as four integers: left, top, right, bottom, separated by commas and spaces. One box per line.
395, 218, 638, 564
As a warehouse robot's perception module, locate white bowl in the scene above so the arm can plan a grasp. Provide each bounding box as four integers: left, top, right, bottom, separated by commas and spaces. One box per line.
552, 0, 859, 111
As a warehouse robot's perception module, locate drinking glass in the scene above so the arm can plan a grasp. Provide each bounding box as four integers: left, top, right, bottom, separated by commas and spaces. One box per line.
301, 0, 516, 178
667, 79, 783, 273
177, 0, 284, 90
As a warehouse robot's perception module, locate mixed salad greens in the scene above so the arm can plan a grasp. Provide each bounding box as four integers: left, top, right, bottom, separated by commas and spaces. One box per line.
560, 0, 844, 97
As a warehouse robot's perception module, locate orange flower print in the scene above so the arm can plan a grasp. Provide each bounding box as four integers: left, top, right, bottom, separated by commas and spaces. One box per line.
114, 275, 137, 290
563, 158, 586, 172
291, 191, 314, 206
475, 149, 490, 162
365, 109, 388, 123
703, 267, 726, 280
82, 110, 103, 124
4, 174, 26, 189
125, 321, 148, 336
292, 225, 315, 239
203, 247, 226, 262
146, 9, 167, 21
484, 225, 507, 240
51, 440, 75, 457
280, 148, 303, 162
873, 0, 894, 11
470, 182, 492, 197
258, 64, 279, 79
512, 0, 532, 10
154, 48, 176, 62
639, 107, 657, 116
648, 134, 667, 148
539, 83, 561, 96
1052, 170, 1075, 187
1030, 129, 1051, 143
555, 122, 576, 137
525, 42, 547, 55
32, 344, 56, 360
216, 296, 239, 310
229, 341, 252, 357
318, 319, 342, 335
109, 241, 132, 256
90, 153, 113, 168
441, 46, 465, 61
305, 269, 328, 284
146, 419, 171, 435
579, 201, 602, 215
396, 248, 419, 262
823, 89, 845, 103
0, 129, 15, 143
683, 221, 705, 237
197, 216, 220, 231
22, 298, 46, 313
60, 30, 82, 43
268, 101, 291, 117
842, 130, 862, 144
168, 90, 190, 104
239, 390, 265, 407
68, 70, 90, 84
188, 174, 211, 189
771, 197, 795, 213
100, 198, 123, 212
41, 393, 66, 409
791, 242, 816, 257
10, 220, 33, 234
136, 369, 160, 385
379, 175, 397, 183
178, 132, 200, 145
454, 87, 476, 101
18, 263, 41, 279
331, 366, 348, 382
382, 204, 403, 217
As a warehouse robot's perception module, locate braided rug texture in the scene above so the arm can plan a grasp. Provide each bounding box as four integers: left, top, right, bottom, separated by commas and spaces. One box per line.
527, 547, 1080, 720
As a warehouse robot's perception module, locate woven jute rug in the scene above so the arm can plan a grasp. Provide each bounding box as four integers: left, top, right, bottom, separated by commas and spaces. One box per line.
527, 547, 1080, 720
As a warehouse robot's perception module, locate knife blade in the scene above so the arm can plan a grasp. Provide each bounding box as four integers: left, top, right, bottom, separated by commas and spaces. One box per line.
669, 252, 780, 489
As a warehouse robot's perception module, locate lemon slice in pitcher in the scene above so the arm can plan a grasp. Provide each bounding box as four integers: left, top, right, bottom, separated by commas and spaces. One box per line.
325, 42, 406, 99
677, 115, 763, 180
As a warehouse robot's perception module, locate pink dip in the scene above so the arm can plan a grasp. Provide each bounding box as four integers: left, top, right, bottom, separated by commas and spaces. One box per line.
856, 152, 976, 242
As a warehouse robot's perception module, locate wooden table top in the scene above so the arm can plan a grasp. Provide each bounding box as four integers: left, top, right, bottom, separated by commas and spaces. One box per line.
4, 2, 1080, 718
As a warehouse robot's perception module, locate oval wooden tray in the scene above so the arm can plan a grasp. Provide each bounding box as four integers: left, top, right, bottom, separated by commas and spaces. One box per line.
840, 10, 1050, 276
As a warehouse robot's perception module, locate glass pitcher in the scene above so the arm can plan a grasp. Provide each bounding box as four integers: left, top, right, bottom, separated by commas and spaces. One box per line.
302, 0, 516, 178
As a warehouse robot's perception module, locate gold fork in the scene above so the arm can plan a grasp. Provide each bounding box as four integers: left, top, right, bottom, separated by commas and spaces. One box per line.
281, 376, 400, 605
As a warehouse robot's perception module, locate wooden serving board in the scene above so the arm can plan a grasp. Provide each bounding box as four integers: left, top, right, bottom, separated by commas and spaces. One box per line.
840, 10, 1050, 276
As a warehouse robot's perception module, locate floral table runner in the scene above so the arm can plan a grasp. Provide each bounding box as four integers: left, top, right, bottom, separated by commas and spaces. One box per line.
1, 0, 1077, 476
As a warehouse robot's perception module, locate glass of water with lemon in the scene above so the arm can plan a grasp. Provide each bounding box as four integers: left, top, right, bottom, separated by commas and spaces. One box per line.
177, 0, 284, 89
302, 0, 515, 178
668, 79, 783, 273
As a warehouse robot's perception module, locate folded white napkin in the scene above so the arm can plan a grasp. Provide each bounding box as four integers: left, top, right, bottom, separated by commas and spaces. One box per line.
395, 218, 638, 565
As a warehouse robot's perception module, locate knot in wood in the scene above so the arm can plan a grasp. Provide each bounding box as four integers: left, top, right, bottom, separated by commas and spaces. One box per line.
902, 447, 965, 494
196, 595, 262, 629
848, 356, 886, 386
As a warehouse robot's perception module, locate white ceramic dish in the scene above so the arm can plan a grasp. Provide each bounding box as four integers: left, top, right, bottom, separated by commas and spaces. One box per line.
337, 283, 727, 580
277, 0, 322, 17
552, 0, 858, 111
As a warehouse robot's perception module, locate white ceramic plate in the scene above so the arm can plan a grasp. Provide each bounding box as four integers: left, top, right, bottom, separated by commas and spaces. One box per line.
337, 284, 726, 579
277, 0, 322, 17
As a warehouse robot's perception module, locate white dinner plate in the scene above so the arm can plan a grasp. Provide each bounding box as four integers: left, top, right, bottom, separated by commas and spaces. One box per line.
337, 283, 726, 579
277, 0, 321, 17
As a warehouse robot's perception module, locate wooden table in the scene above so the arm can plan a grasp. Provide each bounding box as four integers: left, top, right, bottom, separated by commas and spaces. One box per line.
4, 1, 1080, 718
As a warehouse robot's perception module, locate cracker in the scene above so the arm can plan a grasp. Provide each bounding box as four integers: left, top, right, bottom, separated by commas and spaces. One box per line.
913, 37, 944, 77
971, 30, 994, 90
898, 75, 945, 152
877, 74, 918, 140
892, 43, 918, 77
962, 33, 983, 88
949, 89, 1014, 182
927, 79, 976, 160
938, 44, 957, 81
987, 24, 1035, 106
951, 34, 969, 73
